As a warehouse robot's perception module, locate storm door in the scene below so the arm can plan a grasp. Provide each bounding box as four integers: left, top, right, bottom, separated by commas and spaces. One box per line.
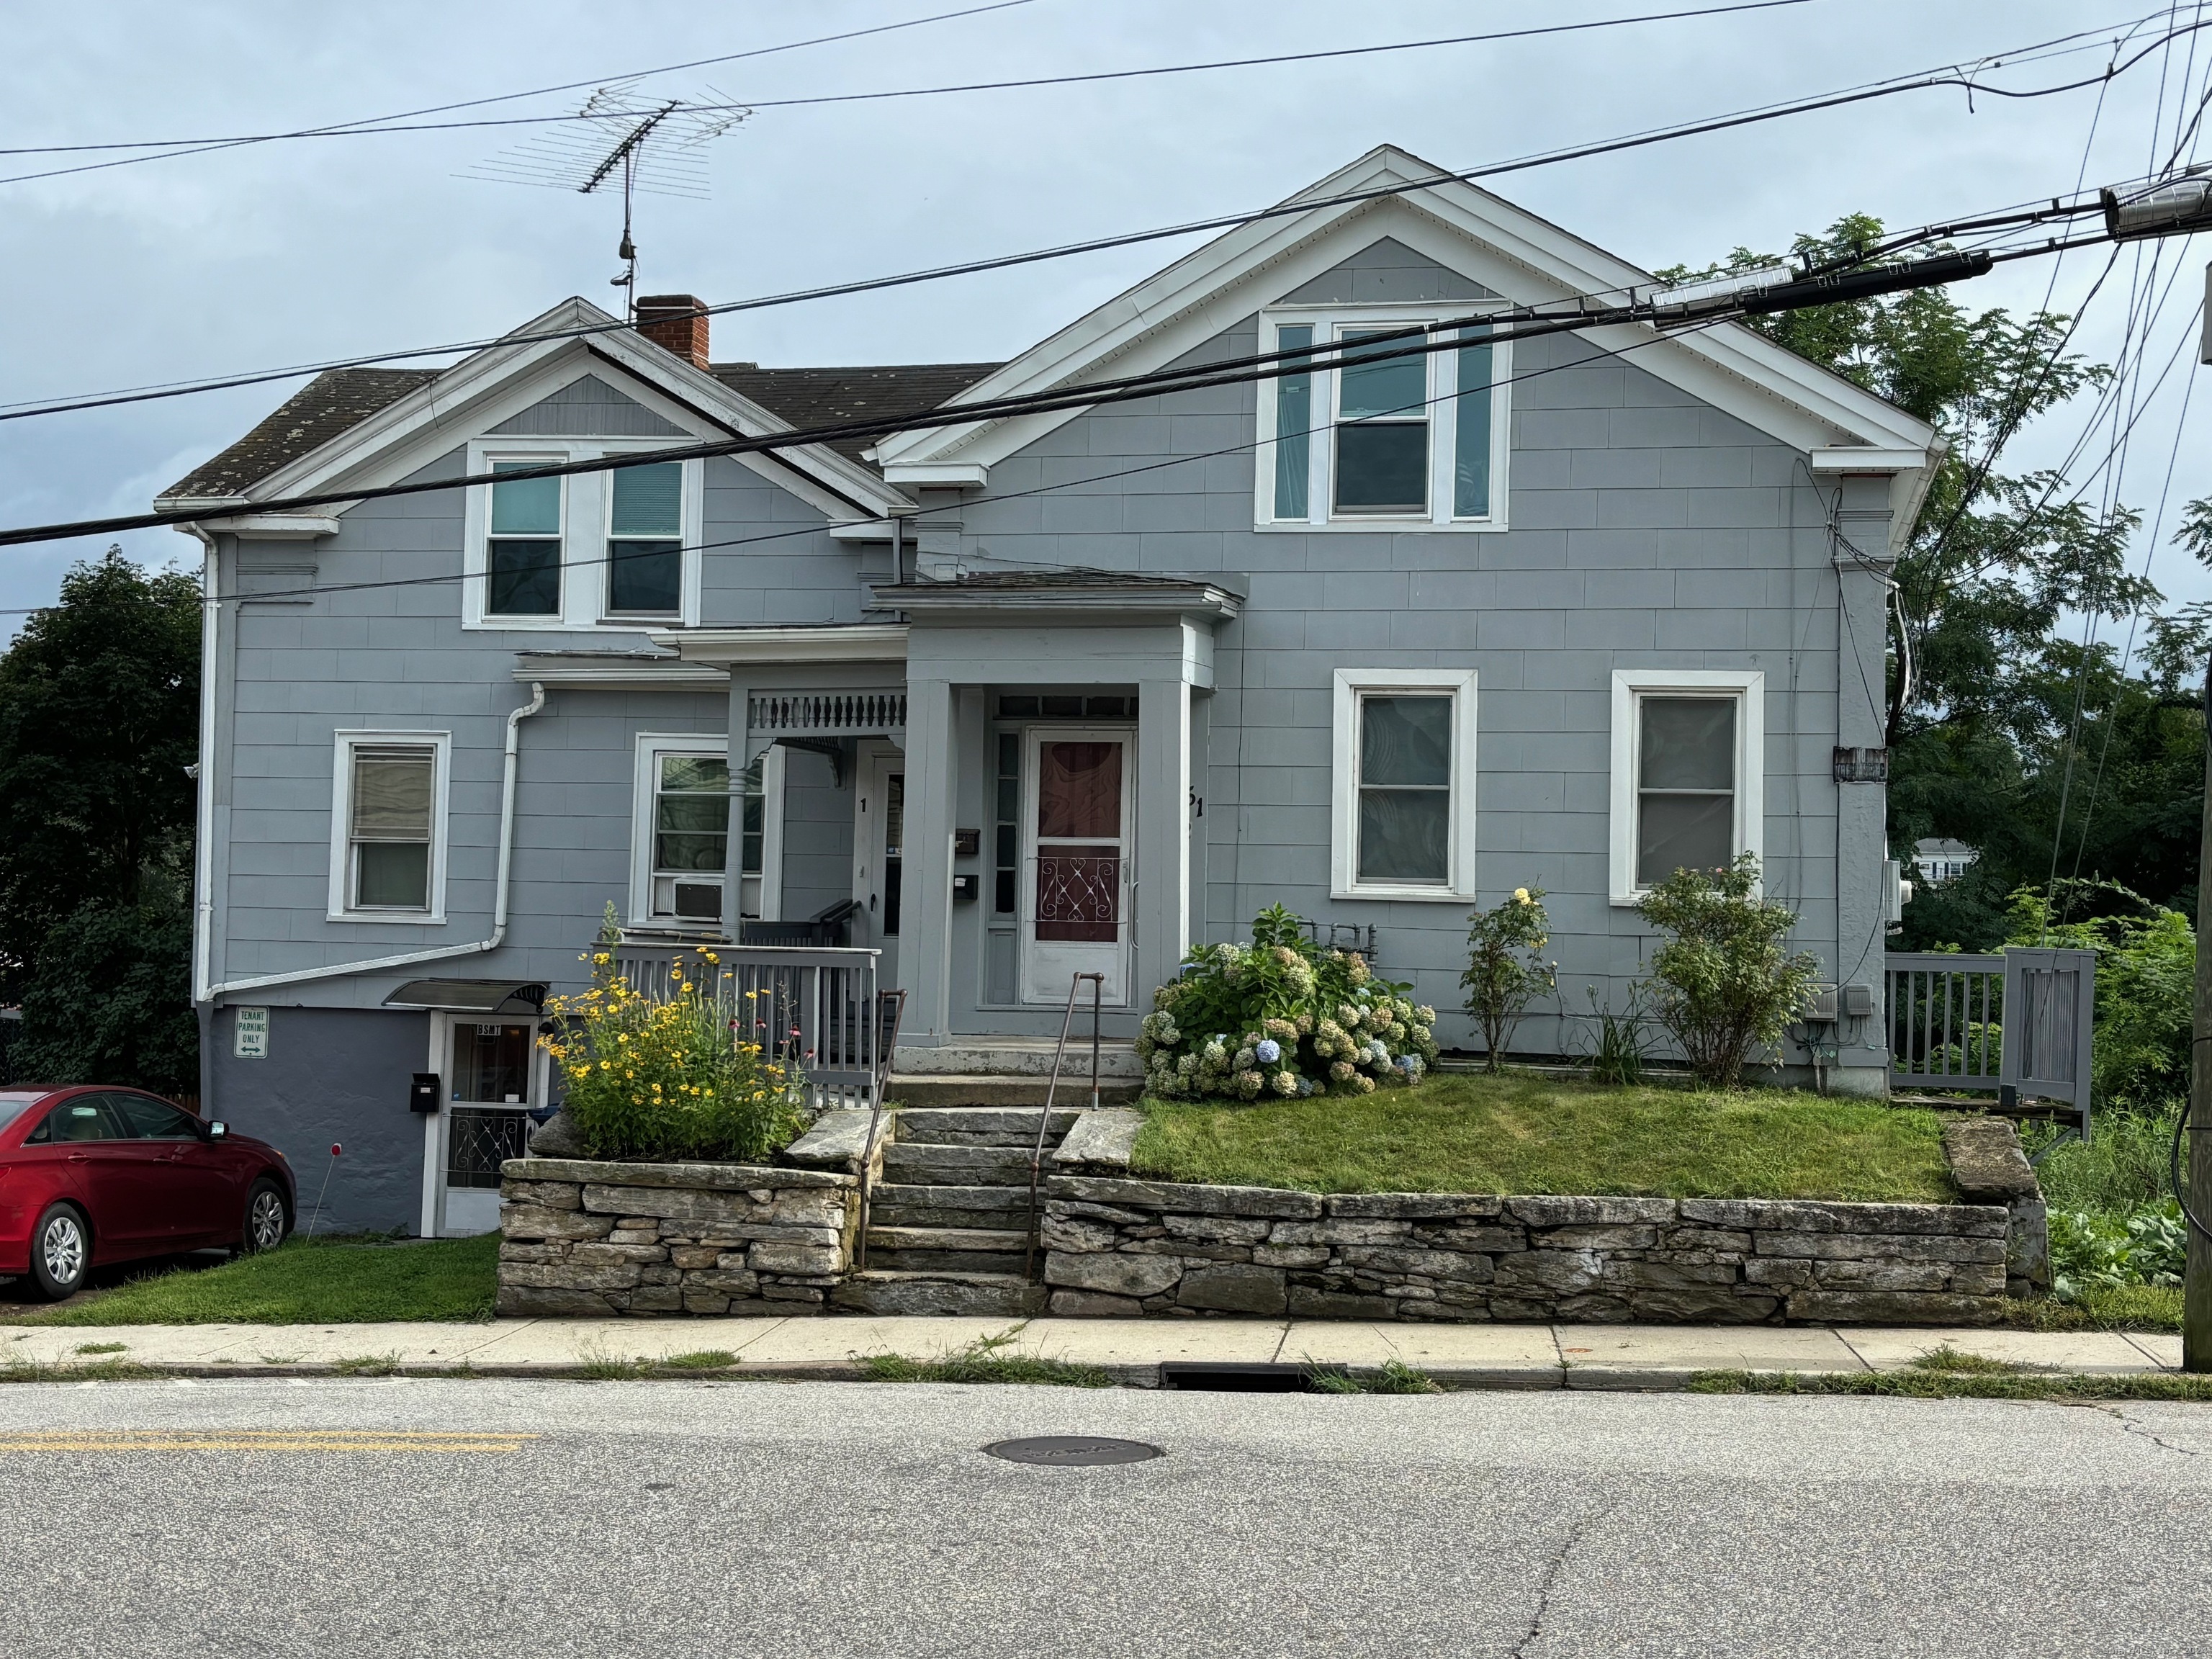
1019, 729, 1133, 1005
440, 1017, 538, 1236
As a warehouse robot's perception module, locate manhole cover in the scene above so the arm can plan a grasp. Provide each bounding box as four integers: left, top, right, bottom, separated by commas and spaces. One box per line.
983, 1436, 1164, 1467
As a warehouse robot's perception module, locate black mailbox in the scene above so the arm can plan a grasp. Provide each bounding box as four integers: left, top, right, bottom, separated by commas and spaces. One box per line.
409, 1073, 443, 1114
951, 873, 978, 902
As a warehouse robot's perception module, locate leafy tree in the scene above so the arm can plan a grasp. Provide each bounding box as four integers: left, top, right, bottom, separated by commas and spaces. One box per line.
0, 550, 202, 1092
1675, 217, 2202, 942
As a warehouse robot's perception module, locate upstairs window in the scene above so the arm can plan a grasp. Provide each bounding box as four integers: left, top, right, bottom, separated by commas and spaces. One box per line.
607, 462, 683, 618
328, 732, 449, 922
486, 465, 562, 618
1257, 308, 1509, 531
651, 751, 729, 923
631, 737, 783, 928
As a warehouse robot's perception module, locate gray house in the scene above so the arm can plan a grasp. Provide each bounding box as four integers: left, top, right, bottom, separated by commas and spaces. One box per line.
169, 147, 1933, 1234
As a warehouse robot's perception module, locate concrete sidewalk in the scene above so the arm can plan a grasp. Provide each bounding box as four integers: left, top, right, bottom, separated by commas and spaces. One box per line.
0, 1318, 2184, 1388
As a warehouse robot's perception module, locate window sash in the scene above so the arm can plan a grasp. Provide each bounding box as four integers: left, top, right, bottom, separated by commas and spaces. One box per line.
1273, 325, 1314, 520
1632, 693, 1738, 888
1332, 328, 1429, 516
1354, 691, 1453, 886
1453, 325, 1493, 518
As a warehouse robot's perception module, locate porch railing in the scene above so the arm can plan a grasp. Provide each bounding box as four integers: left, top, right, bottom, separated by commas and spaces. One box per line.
611, 939, 889, 1112
1883, 948, 2097, 1137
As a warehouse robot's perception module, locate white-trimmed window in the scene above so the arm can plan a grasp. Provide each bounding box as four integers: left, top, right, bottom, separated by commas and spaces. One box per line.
1256, 308, 1510, 531
1330, 669, 1478, 900
464, 441, 703, 631
328, 731, 451, 922
629, 736, 783, 928
1609, 670, 1765, 904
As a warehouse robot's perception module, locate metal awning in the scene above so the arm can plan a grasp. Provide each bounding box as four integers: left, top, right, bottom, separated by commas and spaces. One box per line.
382, 979, 547, 1016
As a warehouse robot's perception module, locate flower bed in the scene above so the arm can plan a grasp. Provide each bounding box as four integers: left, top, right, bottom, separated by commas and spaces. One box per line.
1137, 905, 1437, 1100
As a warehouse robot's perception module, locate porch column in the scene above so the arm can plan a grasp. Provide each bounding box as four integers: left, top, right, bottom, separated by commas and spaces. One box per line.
1134, 677, 1192, 1008
1833, 476, 1894, 1096
899, 675, 957, 1046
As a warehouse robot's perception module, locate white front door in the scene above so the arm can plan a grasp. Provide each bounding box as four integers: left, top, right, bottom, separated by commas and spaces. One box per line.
852, 743, 904, 987
1020, 728, 1134, 1005
422, 1014, 543, 1238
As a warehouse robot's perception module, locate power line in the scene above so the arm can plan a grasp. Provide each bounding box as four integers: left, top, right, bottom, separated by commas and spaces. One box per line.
0, 248, 2029, 552
1, 1, 1817, 179
5, 311, 1735, 617
0, 10, 2194, 430
0, 0, 1043, 185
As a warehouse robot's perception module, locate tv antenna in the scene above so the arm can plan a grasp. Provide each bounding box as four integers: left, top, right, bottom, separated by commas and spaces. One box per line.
461, 84, 749, 318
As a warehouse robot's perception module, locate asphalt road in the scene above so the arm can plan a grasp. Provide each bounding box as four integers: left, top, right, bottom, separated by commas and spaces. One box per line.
0, 1378, 2206, 1658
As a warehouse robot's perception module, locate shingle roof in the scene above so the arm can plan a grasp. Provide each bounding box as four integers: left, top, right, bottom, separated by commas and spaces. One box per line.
161, 357, 1002, 500
711, 362, 1002, 463
161, 368, 439, 500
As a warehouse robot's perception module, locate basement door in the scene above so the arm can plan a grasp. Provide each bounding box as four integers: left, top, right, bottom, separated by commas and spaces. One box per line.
421, 1013, 543, 1238
1019, 729, 1133, 1006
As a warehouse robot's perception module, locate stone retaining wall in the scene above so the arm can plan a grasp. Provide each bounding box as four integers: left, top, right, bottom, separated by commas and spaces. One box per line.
497, 1157, 858, 1317
1041, 1178, 2015, 1325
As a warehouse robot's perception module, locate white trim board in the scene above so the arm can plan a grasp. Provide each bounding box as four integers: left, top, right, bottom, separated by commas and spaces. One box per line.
1608, 669, 1765, 907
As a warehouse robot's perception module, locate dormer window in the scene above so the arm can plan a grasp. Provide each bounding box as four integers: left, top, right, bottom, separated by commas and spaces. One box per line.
464, 441, 701, 631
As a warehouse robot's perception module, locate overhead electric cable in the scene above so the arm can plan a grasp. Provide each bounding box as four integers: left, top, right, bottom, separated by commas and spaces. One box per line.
0, 0, 1817, 181
0, 11, 2197, 428
0, 248, 2023, 552
0, 0, 1043, 184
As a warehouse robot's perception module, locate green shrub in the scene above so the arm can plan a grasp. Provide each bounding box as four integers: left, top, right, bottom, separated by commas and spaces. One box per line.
1636, 854, 1819, 1088
1459, 886, 1555, 1072
2049, 1202, 2185, 1298
541, 945, 809, 1164
1138, 904, 1437, 1099
2028, 1107, 2184, 1213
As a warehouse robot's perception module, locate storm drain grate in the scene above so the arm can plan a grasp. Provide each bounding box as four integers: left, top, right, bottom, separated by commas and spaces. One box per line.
1159, 1363, 1309, 1393
983, 1436, 1164, 1467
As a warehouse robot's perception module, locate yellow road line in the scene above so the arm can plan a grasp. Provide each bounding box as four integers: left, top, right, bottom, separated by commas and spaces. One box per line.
0, 1429, 539, 1455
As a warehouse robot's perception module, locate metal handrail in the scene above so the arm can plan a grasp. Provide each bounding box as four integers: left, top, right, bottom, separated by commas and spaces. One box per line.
1023, 971, 1104, 1283
853, 988, 907, 1272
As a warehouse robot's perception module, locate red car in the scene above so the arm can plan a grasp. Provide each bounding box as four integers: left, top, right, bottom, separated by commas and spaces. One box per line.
0, 1087, 295, 1301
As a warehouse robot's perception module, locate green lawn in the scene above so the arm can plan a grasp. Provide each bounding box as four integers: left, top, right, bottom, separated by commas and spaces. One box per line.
1132, 1071, 1955, 1202
6, 1233, 500, 1326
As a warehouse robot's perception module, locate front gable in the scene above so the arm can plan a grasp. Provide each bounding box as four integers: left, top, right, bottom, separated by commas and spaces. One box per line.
165, 299, 913, 529
874, 145, 1939, 547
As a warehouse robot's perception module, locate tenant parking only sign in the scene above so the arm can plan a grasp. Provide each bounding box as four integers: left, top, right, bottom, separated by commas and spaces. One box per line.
233, 1007, 269, 1059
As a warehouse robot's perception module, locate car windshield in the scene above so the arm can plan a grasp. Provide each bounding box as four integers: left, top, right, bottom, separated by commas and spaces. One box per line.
0, 1093, 49, 1132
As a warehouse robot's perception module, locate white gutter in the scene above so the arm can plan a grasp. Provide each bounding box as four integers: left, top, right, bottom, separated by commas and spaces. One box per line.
202, 682, 549, 999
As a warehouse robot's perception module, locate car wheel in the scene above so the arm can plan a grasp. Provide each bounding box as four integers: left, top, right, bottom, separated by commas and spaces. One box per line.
242, 1179, 289, 1254
27, 1203, 89, 1301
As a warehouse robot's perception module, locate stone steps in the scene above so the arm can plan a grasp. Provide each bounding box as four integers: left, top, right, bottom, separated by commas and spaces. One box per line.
890, 1107, 1082, 1145
880, 1142, 1042, 1188
866, 1182, 1033, 1231
830, 1269, 1048, 1317
865, 1223, 1033, 1279
887, 1076, 1142, 1108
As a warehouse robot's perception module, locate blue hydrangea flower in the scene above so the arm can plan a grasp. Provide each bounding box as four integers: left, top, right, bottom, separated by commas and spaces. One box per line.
1255, 1038, 1281, 1064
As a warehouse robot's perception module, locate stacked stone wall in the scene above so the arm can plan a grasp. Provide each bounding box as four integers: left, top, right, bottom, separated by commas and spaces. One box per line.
1042, 1177, 2013, 1325
497, 1156, 858, 1316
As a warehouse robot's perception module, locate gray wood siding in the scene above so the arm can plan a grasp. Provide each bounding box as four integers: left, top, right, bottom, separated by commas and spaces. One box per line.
956, 240, 1854, 1052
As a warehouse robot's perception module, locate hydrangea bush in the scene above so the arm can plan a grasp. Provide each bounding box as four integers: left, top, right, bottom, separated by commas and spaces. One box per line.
1137, 904, 1438, 1100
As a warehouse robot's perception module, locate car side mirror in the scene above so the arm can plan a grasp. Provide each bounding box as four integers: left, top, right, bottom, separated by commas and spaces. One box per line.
204, 1120, 229, 1141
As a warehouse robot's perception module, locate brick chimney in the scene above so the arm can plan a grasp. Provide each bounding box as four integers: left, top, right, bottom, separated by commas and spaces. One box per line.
634, 295, 709, 369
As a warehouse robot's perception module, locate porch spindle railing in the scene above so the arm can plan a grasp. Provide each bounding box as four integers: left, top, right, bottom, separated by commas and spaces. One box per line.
611, 940, 888, 1112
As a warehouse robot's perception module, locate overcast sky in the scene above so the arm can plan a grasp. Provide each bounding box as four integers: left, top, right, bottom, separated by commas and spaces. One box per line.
2, 0, 2206, 647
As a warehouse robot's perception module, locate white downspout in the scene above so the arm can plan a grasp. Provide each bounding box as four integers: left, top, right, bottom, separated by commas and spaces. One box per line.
187, 526, 220, 1006
205, 682, 549, 997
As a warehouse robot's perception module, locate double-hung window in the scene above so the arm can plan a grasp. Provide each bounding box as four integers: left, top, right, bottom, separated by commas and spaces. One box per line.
606, 462, 683, 619
1609, 671, 1765, 903
632, 737, 782, 927
329, 732, 449, 921
1331, 669, 1478, 900
486, 465, 562, 619
1262, 308, 1508, 530
468, 443, 698, 629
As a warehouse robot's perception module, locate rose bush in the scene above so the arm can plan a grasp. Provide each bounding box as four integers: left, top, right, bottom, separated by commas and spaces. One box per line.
1136, 904, 1437, 1100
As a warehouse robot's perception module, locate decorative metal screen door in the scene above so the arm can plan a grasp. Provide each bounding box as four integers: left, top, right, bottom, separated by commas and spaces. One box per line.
851, 742, 904, 989
439, 1017, 539, 1236
1020, 728, 1133, 1004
